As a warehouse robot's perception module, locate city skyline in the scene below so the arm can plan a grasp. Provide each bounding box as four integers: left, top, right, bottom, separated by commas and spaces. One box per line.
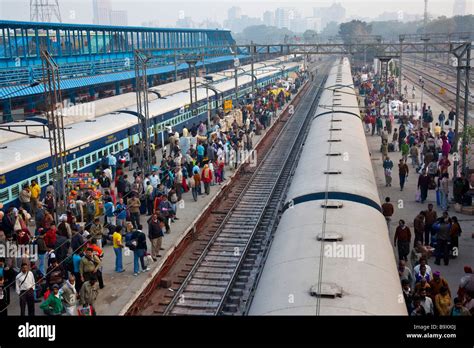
0, 0, 472, 29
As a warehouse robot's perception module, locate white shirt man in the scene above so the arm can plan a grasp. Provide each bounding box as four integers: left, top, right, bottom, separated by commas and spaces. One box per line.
108, 154, 117, 167
15, 269, 35, 295
15, 264, 36, 316
420, 293, 434, 315
103, 167, 113, 182
149, 173, 160, 189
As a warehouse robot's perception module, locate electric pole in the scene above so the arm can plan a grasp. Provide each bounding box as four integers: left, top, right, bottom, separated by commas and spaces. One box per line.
30, 0, 62, 22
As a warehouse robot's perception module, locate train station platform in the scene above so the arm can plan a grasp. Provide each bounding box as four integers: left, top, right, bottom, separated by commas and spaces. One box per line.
100, 85, 306, 315
6, 77, 308, 316
365, 88, 474, 297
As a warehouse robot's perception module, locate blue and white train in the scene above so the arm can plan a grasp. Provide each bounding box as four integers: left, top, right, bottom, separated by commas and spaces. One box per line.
0, 56, 302, 207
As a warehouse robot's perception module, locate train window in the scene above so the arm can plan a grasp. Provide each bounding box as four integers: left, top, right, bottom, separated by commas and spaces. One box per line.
72, 161, 78, 171
326, 153, 342, 157
324, 170, 342, 175
85, 155, 91, 166
39, 174, 48, 186
91, 153, 97, 162
98, 150, 103, 158
114, 144, 119, 152
328, 139, 341, 142
0, 189, 9, 202
78, 158, 85, 168
11, 185, 19, 199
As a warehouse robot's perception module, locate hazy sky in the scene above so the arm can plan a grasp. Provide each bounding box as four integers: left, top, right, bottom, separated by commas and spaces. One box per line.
0, 0, 471, 27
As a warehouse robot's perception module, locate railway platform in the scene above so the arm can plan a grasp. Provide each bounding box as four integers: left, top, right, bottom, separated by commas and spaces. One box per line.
366, 91, 474, 298
6, 77, 308, 316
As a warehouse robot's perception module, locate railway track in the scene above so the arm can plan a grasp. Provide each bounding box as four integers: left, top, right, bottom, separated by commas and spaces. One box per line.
404, 63, 463, 99
160, 65, 330, 316
403, 63, 472, 122
408, 54, 474, 85
221, 69, 330, 316
128, 62, 319, 316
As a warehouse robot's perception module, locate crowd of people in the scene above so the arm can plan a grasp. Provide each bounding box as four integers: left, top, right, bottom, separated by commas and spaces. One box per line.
358, 69, 473, 316
0, 72, 306, 316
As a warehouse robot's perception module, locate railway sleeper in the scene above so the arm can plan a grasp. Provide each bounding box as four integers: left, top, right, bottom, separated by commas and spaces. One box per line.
211, 238, 249, 244
188, 278, 229, 290
226, 296, 241, 306
197, 267, 235, 274
222, 304, 239, 313
217, 231, 252, 237
193, 272, 232, 281
197, 261, 237, 269
229, 288, 244, 297
184, 284, 226, 294
229, 213, 262, 219
201, 252, 241, 259
203, 256, 240, 263
232, 282, 247, 290
237, 275, 249, 283
173, 299, 222, 309
170, 307, 216, 316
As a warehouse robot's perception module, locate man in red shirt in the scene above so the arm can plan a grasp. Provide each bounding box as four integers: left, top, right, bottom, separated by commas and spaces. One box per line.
201, 164, 213, 195
86, 238, 104, 289
394, 219, 412, 262
381, 197, 394, 229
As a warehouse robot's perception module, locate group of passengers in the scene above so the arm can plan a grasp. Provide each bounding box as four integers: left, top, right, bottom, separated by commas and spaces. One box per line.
0, 72, 306, 316
359, 67, 472, 316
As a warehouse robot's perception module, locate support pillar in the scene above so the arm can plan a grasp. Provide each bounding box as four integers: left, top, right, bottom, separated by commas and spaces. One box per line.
461, 47, 471, 175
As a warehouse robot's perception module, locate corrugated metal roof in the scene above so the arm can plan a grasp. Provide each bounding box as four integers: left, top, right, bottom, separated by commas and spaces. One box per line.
0, 55, 248, 98
0, 20, 232, 33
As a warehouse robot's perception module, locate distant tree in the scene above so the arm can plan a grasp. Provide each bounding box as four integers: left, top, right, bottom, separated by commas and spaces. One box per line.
370, 20, 422, 40
236, 25, 295, 44
320, 21, 339, 39
338, 20, 372, 44
303, 30, 318, 43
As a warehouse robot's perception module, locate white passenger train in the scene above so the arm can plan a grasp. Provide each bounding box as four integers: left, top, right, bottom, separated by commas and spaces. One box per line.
0, 56, 302, 207
248, 58, 407, 315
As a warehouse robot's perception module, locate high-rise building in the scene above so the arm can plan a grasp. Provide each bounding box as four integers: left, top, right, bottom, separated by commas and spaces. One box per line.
275, 8, 293, 29
304, 17, 323, 33
289, 10, 305, 32
313, 2, 346, 30
141, 20, 161, 27
453, 0, 468, 16
176, 17, 194, 28
228, 6, 242, 21
263, 10, 274, 26
92, 0, 112, 25
110, 10, 128, 26
199, 19, 221, 30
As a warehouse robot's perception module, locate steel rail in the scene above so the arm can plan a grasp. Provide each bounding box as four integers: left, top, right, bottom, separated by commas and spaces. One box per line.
163, 69, 328, 316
